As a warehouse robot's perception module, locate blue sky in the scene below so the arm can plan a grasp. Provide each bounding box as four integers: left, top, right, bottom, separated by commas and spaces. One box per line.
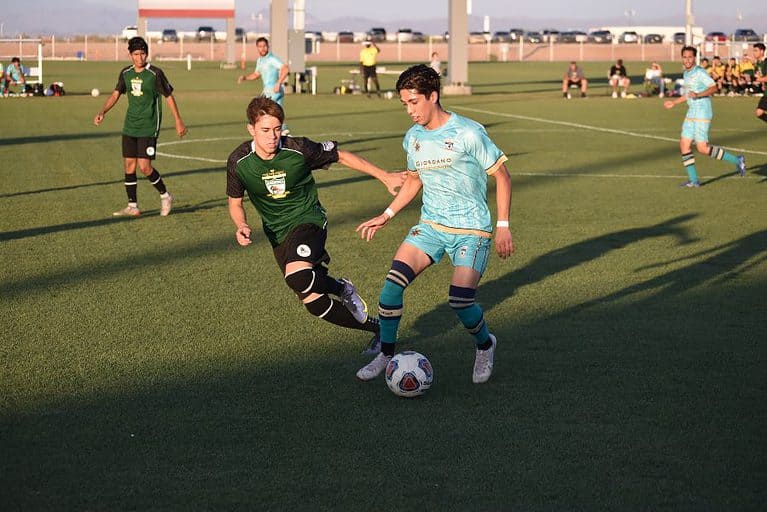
1, 0, 765, 36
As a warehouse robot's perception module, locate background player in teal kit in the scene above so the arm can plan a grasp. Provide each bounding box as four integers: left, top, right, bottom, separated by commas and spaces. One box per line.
238, 37, 290, 132
664, 46, 746, 187
355, 64, 514, 385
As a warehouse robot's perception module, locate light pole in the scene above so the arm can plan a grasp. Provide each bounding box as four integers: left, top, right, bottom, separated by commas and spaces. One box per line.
624, 8, 636, 27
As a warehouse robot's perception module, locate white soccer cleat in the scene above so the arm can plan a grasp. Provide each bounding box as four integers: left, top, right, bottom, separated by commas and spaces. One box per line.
620, 90, 627, 98
611, 91, 618, 99
356, 352, 391, 381
160, 193, 173, 216
112, 205, 141, 217
339, 278, 368, 323
472, 334, 497, 384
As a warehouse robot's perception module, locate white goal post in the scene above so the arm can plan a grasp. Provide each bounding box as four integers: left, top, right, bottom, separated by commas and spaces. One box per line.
0, 38, 44, 86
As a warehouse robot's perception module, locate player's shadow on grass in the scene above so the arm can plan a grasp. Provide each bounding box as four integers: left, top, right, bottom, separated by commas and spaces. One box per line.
0, 131, 117, 147
752, 161, 767, 182
412, 214, 699, 338
699, 170, 742, 187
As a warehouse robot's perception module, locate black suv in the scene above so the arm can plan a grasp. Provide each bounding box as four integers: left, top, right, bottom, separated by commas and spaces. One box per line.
367, 27, 386, 42
196, 26, 216, 42
732, 28, 759, 42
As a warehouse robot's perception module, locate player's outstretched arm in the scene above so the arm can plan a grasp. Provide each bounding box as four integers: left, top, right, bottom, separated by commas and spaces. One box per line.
237, 71, 260, 84
93, 90, 121, 126
492, 164, 514, 259
356, 172, 422, 241
228, 197, 252, 246
337, 149, 406, 195
165, 94, 187, 137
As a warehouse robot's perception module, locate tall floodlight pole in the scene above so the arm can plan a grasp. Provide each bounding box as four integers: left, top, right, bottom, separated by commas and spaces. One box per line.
445, 0, 471, 95
685, 0, 694, 46
271, 0, 289, 64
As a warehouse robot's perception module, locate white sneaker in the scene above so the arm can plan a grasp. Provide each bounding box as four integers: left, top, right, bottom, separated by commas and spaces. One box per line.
611, 91, 618, 99
472, 334, 497, 384
160, 193, 173, 216
659, 92, 664, 98
620, 91, 627, 98
566, 92, 571, 99
356, 352, 392, 381
339, 278, 368, 323
113, 205, 141, 217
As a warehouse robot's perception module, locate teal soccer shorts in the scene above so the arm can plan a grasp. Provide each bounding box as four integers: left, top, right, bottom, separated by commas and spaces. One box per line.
403, 222, 491, 275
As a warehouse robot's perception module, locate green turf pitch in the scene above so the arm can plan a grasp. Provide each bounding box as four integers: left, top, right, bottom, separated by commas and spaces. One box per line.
1, 61, 765, 510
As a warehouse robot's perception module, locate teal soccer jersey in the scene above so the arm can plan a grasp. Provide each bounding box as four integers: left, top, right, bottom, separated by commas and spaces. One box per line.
684, 65, 715, 119
256, 53, 284, 93
403, 112, 507, 233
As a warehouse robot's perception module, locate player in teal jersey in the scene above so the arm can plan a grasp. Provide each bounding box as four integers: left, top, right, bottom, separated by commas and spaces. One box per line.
238, 37, 290, 133
355, 64, 514, 385
227, 96, 405, 349
664, 46, 746, 187
94, 37, 187, 217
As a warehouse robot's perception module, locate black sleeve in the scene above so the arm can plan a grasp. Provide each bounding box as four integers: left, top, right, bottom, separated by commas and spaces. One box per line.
152, 66, 174, 97
226, 141, 252, 198
282, 136, 339, 170
115, 67, 129, 94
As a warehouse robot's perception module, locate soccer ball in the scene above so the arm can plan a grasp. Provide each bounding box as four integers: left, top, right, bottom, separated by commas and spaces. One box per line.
385, 351, 433, 398
91, 88, 100, 97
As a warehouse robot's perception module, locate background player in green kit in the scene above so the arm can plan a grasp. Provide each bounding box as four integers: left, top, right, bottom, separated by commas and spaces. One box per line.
663, 46, 746, 187
226, 97, 405, 349
94, 36, 187, 217
355, 64, 514, 385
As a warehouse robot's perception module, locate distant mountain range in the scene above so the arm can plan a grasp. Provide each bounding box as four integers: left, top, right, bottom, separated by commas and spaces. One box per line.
8, 5, 763, 37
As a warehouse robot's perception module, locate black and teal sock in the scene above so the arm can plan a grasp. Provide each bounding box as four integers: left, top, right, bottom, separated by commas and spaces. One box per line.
378, 260, 418, 354
681, 152, 699, 183
707, 145, 740, 165
147, 168, 167, 194
124, 173, 138, 203
449, 285, 491, 346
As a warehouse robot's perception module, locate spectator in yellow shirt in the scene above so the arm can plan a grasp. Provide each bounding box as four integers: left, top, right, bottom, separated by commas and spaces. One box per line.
359, 41, 381, 98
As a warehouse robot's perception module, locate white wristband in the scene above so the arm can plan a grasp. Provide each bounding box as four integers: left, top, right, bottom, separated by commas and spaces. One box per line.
384, 207, 396, 219
496, 220, 509, 228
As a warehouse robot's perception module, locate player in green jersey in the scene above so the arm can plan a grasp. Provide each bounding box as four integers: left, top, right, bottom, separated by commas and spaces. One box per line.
227, 96, 405, 348
94, 37, 187, 217
752, 43, 767, 125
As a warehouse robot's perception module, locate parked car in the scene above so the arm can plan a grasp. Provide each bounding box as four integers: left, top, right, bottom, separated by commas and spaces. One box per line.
338, 31, 355, 43
509, 28, 525, 41
732, 28, 759, 42
644, 33, 663, 44
558, 31, 578, 43
672, 32, 687, 44
397, 28, 414, 42
588, 30, 612, 43
196, 26, 216, 42
235, 27, 246, 42
121, 25, 138, 40
524, 31, 543, 43
412, 31, 426, 43
541, 29, 560, 42
367, 27, 386, 42
705, 31, 728, 42
469, 31, 488, 44
619, 31, 639, 43
491, 31, 512, 43
161, 29, 178, 42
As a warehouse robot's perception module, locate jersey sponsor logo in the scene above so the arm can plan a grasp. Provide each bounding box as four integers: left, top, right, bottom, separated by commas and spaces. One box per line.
146, 146, 155, 156
414, 157, 453, 171
321, 141, 335, 152
261, 170, 289, 199
296, 244, 312, 257
130, 77, 143, 96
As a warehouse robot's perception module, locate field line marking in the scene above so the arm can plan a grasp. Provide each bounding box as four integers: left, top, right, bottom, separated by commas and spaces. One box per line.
454, 106, 767, 157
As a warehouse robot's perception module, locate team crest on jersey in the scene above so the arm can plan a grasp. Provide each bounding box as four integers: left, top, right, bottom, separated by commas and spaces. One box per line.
444, 140, 455, 151
296, 244, 311, 257
414, 140, 421, 152
262, 170, 289, 199
130, 77, 143, 96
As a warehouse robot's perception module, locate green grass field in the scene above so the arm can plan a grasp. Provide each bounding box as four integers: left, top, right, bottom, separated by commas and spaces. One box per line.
2, 60, 766, 510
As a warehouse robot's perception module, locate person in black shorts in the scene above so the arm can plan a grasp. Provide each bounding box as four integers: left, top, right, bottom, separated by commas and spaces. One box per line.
227, 96, 405, 352
562, 61, 588, 98
752, 43, 767, 124
94, 36, 187, 217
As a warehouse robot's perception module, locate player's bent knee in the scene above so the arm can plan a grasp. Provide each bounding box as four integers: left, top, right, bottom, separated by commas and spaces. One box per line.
304, 294, 333, 318
285, 267, 316, 300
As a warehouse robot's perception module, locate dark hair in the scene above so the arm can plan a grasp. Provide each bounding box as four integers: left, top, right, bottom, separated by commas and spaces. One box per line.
255, 37, 269, 46
396, 64, 441, 102
755, 43, 766, 52
11, 56, 20, 64
246, 96, 284, 124
128, 36, 149, 54
681, 45, 697, 56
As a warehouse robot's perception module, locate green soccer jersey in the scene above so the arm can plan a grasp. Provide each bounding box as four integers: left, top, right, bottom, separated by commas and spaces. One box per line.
226, 136, 340, 246
114, 64, 174, 137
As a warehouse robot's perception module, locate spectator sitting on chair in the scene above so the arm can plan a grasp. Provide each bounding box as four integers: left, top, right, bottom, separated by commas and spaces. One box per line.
359, 40, 381, 98
709, 56, 726, 95
724, 57, 741, 95
739, 55, 756, 94
3, 57, 27, 96
609, 58, 630, 98
562, 61, 588, 98
643, 61, 665, 97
